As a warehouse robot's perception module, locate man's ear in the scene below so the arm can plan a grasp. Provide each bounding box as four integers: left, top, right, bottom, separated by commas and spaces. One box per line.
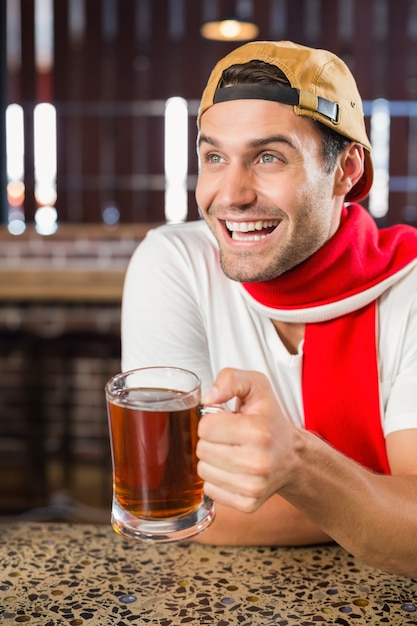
333, 143, 364, 197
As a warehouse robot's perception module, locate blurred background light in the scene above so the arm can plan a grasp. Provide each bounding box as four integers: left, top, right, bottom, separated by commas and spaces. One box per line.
368, 98, 390, 218
164, 97, 188, 223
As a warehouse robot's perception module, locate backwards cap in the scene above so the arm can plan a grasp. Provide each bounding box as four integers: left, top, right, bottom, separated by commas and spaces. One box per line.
198, 40, 373, 202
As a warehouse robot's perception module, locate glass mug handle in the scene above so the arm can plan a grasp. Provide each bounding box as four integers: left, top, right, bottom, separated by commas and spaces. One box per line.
199, 403, 229, 416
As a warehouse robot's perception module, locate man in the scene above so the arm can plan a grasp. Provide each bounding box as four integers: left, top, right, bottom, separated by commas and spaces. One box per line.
122, 41, 417, 577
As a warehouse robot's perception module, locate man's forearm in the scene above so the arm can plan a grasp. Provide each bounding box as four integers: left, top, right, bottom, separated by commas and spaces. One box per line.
193, 494, 332, 546
280, 428, 417, 577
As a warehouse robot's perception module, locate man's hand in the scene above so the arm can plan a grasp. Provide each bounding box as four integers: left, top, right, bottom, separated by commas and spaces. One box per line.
197, 368, 417, 577
197, 367, 297, 513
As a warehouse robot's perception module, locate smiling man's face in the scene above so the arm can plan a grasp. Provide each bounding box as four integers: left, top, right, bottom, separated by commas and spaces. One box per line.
196, 98, 344, 283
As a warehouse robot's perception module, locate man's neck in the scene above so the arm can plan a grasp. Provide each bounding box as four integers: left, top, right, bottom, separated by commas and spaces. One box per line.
272, 320, 305, 355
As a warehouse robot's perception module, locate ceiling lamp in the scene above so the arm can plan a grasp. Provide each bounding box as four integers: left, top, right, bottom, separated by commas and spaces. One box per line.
200, 17, 259, 42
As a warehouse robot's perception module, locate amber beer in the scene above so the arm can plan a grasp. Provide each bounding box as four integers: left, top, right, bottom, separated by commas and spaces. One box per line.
108, 388, 202, 518
105, 367, 216, 542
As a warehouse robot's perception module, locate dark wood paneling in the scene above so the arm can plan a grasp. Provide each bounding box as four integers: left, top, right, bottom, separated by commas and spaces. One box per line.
5, 0, 417, 226
19, 0, 36, 222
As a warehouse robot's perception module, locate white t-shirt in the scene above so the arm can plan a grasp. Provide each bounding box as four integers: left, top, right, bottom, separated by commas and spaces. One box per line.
121, 220, 417, 438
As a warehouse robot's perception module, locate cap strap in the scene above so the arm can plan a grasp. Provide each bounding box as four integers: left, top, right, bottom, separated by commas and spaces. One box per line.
213, 84, 339, 124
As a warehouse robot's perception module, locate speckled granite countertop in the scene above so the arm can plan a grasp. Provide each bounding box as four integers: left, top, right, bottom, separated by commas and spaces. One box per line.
0, 522, 416, 625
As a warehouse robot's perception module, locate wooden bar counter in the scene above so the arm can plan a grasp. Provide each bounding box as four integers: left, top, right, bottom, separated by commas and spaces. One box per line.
0, 522, 416, 624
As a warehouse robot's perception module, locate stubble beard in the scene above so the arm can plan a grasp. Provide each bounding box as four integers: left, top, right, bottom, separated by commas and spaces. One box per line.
218, 211, 330, 284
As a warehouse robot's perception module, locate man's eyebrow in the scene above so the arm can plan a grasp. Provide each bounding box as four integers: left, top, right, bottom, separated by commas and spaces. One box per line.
249, 135, 296, 150
198, 134, 217, 148
197, 133, 296, 150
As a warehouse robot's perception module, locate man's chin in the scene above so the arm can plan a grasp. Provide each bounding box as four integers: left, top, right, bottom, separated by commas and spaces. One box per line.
219, 259, 281, 283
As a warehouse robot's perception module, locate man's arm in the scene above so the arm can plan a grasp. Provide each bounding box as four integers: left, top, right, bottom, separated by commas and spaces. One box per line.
193, 495, 332, 546
280, 428, 417, 576
196, 368, 417, 577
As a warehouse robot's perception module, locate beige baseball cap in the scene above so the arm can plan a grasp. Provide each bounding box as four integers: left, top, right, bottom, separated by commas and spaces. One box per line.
198, 40, 373, 202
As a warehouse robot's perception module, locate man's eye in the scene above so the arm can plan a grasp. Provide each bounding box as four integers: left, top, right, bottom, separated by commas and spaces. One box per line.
260, 153, 278, 163
208, 153, 222, 163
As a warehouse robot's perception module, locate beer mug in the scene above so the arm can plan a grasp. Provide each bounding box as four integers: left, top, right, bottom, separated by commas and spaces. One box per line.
105, 366, 221, 542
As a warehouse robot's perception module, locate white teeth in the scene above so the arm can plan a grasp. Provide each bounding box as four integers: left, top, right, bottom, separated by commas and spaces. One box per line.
231, 231, 269, 241
225, 219, 280, 241
225, 220, 279, 232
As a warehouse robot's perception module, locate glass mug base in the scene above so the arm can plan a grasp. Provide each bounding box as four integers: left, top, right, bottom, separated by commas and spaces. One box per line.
111, 494, 215, 543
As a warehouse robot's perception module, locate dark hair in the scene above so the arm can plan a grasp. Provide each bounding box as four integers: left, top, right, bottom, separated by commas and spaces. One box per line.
220, 61, 350, 173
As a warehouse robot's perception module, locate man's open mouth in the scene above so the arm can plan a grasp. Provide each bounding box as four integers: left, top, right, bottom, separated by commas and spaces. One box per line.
225, 220, 280, 241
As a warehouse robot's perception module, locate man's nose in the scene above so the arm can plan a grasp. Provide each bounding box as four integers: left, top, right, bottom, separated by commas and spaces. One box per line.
217, 164, 257, 209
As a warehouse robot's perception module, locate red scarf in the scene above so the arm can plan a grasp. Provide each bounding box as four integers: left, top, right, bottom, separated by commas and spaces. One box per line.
242, 204, 417, 474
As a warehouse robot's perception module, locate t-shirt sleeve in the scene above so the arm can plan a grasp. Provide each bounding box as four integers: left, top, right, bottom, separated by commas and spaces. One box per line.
121, 226, 214, 391
382, 275, 417, 436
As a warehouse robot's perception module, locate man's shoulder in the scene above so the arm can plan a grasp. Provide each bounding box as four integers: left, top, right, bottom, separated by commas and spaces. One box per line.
147, 219, 215, 246
379, 260, 417, 316
386, 260, 417, 292
140, 220, 219, 265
